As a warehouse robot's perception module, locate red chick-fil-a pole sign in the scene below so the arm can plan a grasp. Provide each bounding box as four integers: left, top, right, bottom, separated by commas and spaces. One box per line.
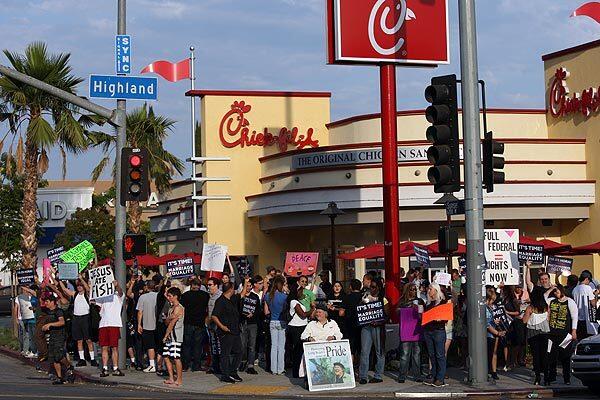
550, 67, 600, 119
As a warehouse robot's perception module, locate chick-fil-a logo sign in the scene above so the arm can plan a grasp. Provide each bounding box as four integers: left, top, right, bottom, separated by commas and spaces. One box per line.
219, 101, 319, 152
549, 67, 600, 119
328, 0, 449, 65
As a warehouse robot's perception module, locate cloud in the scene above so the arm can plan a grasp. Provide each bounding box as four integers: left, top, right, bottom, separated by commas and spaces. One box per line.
131, 0, 189, 19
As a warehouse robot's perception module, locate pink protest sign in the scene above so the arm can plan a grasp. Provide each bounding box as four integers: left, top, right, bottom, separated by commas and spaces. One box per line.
399, 307, 422, 342
284, 252, 319, 277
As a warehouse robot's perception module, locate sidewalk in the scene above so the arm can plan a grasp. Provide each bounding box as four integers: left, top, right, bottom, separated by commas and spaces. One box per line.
0, 346, 590, 398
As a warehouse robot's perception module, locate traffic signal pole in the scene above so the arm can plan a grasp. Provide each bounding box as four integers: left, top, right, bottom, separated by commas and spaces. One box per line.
458, 0, 488, 384
379, 65, 401, 316
115, 0, 128, 369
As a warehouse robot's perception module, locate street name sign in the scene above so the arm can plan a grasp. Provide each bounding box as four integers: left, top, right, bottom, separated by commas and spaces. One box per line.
89, 75, 157, 100
115, 35, 131, 74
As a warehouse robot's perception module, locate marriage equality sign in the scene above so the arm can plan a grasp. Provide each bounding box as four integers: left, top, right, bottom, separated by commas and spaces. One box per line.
59, 240, 95, 272
356, 300, 385, 326
413, 244, 431, 268
166, 257, 195, 279
303, 340, 355, 392
546, 256, 573, 276
517, 244, 544, 264
16, 268, 35, 286
47, 246, 65, 263
242, 296, 259, 317
284, 252, 319, 277
201, 244, 228, 272
89, 265, 115, 300
484, 229, 520, 285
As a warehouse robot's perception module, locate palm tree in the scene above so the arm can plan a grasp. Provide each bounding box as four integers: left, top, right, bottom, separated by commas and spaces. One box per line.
90, 103, 184, 233
0, 42, 92, 269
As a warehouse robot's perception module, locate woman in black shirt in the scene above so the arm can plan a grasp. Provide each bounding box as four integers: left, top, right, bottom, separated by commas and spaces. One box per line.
326, 281, 347, 337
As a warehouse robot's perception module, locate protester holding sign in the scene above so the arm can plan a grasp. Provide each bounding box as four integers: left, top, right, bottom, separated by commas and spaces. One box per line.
522, 288, 550, 386
525, 261, 552, 299
485, 288, 506, 381
326, 282, 347, 338
422, 282, 449, 388
397, 283, 424, 383
239, 275, 263, 374
287, 282, 313, 379
358, 277, 387, 385
301, 306, 343, 342
97, 277, 125, 377
16, 286, 37, 358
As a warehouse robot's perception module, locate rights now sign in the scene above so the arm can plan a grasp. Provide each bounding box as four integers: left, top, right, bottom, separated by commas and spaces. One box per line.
484, 229, 520, 286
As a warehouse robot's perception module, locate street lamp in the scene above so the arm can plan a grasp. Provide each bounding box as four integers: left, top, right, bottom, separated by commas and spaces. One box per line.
321, 201, 345, 282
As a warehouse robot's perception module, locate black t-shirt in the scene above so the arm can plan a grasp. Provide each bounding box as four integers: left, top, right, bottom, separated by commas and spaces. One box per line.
344, 292, 362, 327
241, 292, 261, 325
212, 294, 241, 335
327, 293, 347, 325
180, 289, 210, 327
47, 308, 65, 342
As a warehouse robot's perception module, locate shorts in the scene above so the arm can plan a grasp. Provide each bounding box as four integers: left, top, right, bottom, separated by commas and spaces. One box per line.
71, 315, 91, 341
142, 329, 157, 350
99, 327, 121, 348
163, 341, 182, 359
48, 339, 66, 363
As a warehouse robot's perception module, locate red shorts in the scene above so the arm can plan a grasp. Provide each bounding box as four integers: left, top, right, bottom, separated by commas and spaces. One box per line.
98, 327, 121, 348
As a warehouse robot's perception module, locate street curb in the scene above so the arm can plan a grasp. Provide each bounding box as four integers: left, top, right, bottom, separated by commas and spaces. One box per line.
394, 386, 589, 398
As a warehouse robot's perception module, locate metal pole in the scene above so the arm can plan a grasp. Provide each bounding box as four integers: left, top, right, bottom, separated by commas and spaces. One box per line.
115, 0, 127, 370
330, 216, 336, 282
458, 0, 488, 384
379, 64, 401, 318
190, 46, 198, 230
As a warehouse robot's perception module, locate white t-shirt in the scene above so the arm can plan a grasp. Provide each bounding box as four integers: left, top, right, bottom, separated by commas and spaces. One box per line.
17, 294, 34, 320
73, 293, 90, 316
572, 283, 595, 321
97, 294, 124, 328
289, 300, 308, 327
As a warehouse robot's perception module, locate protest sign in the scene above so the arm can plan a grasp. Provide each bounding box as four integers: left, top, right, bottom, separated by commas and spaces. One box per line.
356, 300, 385, 326
303, 340, 355, 391
242, 296, 259, 317
434, 272, 452, 287
236, 258, 252, 278
60, 240, 95, 272
47, 246, 65, 263
399, 306, 422, 341
422, 302, 453, 326
518, 244, 544, 264
58, 263, 79, 281
16, 269, 35, 286
201, 244, 228, 272
89, 265, 115, 300
484, 229, 520, 285
490, 303, 511, 331
284, 252, 319, 277
413, 245, 431, 268
166, 257, 195, 279
547, 256, 573, 276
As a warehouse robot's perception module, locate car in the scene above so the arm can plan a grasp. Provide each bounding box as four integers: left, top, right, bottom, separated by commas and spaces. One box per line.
572, 333, 600, 393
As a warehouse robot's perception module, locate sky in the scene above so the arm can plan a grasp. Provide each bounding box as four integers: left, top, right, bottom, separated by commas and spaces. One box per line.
0, 0, 598, 181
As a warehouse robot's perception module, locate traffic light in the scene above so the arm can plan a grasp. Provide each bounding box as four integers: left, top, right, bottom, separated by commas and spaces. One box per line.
482, 131, 505, 193
438, 226, 459, 253
120, 147, 149, 206
424, 74, 460, 193
123, 234, 147, 260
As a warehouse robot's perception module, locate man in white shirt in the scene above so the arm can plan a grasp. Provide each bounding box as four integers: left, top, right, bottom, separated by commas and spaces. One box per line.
572, 270, 597, 339
97, 280, 125, 377
137, 281, 159, 372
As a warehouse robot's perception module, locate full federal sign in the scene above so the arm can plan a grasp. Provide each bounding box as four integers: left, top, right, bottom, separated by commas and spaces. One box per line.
115, 35, 131, 74
89, 75, 157, 101
484, 229, 520, 286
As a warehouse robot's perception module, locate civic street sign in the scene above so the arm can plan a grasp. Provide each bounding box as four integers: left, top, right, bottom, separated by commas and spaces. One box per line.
115, 35, 131, 74
89, 75, 157, 100
446, 199, 465, 216
327, 0, 449, 65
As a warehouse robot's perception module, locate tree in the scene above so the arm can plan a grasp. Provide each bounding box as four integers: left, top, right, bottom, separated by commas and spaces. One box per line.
0, 180, 24, 271
0, 42, 98, 269
90, 104, 184, 233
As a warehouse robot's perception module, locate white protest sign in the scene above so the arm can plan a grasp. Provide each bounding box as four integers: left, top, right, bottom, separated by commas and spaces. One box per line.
484, 229, 520, 285
434, 272, 452, 287
201, 244, 228, 272
89, 265, 115, 300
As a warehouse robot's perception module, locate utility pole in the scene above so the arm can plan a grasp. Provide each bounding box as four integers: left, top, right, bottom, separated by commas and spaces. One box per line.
115, 0, 128, 369
458, 0, 488, 384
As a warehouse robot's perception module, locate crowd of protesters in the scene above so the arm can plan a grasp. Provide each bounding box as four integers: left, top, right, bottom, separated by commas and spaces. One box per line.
12, 257, 600, 388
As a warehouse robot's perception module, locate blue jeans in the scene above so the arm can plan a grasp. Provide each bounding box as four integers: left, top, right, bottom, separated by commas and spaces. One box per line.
398, 341, 421, 380
269, 321, 287, 374
424, 329, 446, 382
359, 325, 385, 380
182, 324, 207, 370
23, 319, 36, 353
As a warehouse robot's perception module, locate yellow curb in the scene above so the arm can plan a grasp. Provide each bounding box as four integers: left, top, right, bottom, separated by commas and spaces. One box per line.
210, 384, 289, 395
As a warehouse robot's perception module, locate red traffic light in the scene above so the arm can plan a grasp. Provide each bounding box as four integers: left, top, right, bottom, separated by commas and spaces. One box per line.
129, 155, 141, 167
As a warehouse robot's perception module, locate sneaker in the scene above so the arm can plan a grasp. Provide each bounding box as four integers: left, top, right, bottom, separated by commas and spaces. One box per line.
100, 370, 110, 377
369, 377, 383, 383
246, 368, 258, 375
76, 359, 87, 367
112, 369, 125, 377
490, 372, 500, 380
52, 378, 65, 385
143, 365, 156, 373
359, 378, 367, 385
220, 376, 236, 384
415, 377, 423, 383
230, 373, 243, 382
90, 360, 98, 367
66, 368, 75, 384
423, 378, 435, 386
502, 366, 509, 372
432, 380, 448, 388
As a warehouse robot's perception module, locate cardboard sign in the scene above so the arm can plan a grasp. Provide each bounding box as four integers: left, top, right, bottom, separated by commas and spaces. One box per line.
484, 229, 520, 285
518, 244, 544, 264
547, 256, 573, 276
242, 296, 259, 317
413, 245, 431, 268
356, 300, 385, 326
399, 306, 422, 342
284, 252, 319, 277
303, 340, 355, 391
201, 244, 228, 272
58, 263, 79, 281
434, 272, 452, 287
422, 302, 453, 326
89, 265, 115, 300
166, 257, 195, 279
16, 269, 35, 286
47, 246, 65, 263
59, 240, 95, 272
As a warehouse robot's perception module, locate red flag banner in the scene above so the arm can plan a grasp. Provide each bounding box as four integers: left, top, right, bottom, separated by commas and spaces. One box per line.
571, 2, 600, 24
140, 58, 190, 82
